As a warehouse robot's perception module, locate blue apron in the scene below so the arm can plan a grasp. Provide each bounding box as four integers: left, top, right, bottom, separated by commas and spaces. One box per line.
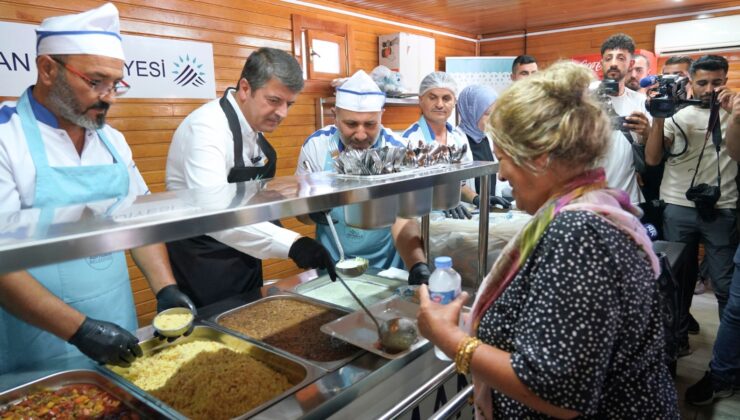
0, 91, 136, 374
315, 132, 403, 269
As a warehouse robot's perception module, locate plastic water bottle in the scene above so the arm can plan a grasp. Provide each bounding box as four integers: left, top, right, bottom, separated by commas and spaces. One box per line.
428, 256, 461, 361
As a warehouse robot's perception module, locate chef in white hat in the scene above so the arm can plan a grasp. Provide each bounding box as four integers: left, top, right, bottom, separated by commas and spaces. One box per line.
403, 71, 478, 219
0, 3, 193, 374
296, 70, 432, 285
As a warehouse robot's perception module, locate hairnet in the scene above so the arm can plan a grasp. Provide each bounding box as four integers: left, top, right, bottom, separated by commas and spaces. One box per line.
419, 71, 458, 97
457, 85, 497, 143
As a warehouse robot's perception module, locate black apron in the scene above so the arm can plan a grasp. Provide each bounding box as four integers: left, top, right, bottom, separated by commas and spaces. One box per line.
166, 89, 278, 307
466, 133, 496, 197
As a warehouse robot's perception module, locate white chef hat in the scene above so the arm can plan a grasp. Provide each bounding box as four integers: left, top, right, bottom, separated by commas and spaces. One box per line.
36, 3, 125, 61
419, 71, 458, 97
335, 70, 386, 112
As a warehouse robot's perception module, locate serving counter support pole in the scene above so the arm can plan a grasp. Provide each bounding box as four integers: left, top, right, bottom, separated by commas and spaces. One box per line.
421, 214, 430, 264
477, 175, 491, 288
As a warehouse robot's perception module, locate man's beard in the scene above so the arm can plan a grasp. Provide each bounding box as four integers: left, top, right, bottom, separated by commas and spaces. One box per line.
47, 72, 109, 130
625, 77, 639, 91
604, 66, 626, 83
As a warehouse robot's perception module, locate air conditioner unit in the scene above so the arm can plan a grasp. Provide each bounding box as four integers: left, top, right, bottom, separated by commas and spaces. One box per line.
654, 14, 740, 56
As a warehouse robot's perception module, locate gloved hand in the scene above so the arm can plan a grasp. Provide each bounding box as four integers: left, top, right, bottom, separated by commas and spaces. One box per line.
68, 317, 142, 367
408, 262, 431, 285
156, 285, 197, 341
289, 237, 337, 281
443, 204, 472, 219
472, 195, 512, 210
308, 211, 338, 225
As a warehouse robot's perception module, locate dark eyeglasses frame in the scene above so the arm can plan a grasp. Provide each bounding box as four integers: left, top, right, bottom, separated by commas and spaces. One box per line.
51, 57, 130, 97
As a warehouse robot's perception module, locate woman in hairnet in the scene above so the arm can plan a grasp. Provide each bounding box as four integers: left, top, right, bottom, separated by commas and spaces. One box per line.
403, 72, 477, 219
416, 62, 678, 419
456, 85, 511, 209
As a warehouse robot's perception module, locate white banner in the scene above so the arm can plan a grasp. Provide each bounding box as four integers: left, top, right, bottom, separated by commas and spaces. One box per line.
0, 21, 216, 99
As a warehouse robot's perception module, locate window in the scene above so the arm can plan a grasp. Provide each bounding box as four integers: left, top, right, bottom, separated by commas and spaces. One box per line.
292, 15, 351, 81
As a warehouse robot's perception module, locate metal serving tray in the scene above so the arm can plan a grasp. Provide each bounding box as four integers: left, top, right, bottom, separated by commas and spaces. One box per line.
101, 325, 321, 420
321, 296, 428, 360
292, 272, 406, 311
209, 294, 364, 372
0, 369, 166, 418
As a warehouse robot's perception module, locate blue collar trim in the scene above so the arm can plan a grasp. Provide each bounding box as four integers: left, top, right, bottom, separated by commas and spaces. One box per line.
26, 87, 60, 129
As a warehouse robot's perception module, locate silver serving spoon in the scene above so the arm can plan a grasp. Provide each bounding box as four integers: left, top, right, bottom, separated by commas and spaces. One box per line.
303, 161, 416, 352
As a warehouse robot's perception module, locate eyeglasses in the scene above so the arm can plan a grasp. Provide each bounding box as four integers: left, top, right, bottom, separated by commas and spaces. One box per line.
51, 57, 130, 97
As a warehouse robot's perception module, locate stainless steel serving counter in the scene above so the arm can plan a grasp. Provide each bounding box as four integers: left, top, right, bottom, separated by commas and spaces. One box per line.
0, 161, 497, 274
0, 271, 471, 419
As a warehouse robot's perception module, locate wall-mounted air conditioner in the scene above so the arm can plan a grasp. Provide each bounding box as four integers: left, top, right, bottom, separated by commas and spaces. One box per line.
654, 14, 740, 56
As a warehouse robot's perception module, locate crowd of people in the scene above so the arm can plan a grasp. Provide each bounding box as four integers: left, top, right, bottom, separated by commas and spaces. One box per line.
0, 3, 738, 418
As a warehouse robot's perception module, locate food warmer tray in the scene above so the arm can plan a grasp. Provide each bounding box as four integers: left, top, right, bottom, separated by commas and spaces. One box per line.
208, 293, 365, 372
99, 325, 323, 420
0, 369, 167, 419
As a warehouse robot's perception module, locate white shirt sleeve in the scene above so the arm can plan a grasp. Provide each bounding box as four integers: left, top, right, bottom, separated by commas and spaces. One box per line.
173, 112, 299, 259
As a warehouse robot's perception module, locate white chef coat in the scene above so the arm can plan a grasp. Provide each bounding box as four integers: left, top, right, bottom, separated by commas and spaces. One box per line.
166, 89, 299, 259
0, 87, 149, 214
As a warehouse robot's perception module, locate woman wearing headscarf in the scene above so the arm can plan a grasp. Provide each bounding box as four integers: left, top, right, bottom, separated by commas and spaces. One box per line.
456, 85, 510, 209
417, 62, 678, 419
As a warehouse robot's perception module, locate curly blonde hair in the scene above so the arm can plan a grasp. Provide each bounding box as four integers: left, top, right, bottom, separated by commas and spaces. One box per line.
487, 61, 610, 173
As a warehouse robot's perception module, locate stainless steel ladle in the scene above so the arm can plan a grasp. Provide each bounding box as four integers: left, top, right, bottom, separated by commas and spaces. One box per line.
303, 161, 416, 352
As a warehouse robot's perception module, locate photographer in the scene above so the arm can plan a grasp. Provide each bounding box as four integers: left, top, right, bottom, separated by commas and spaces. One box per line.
684, 93, 740, 406
645, 55, 738, 358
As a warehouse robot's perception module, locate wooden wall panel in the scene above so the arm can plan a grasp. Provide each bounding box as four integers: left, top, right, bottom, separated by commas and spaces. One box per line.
0, 0, 475, 325
479, 11, 740, 90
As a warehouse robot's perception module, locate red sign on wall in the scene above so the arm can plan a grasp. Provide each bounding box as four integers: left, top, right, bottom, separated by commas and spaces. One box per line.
571, 49, 657, 79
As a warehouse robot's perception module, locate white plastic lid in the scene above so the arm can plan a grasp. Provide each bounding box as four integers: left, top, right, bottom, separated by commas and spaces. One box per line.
434, 256, 452, 269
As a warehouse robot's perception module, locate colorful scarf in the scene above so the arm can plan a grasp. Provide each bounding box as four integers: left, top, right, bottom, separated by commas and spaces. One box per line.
468, 168, 660, 419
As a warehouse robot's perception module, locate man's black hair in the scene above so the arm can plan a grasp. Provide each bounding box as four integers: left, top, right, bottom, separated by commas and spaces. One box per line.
600, 33, 636, 56
665, 55, 693, 67
239, 47, 304, 93
512, 55, 537, 73
690, 55, 728, 76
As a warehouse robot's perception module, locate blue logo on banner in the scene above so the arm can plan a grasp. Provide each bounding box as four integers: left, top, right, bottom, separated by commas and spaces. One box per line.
172, 54, 206, 87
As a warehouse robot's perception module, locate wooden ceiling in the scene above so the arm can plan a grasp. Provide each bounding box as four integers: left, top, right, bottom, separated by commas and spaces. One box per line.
320, 0, 737, 36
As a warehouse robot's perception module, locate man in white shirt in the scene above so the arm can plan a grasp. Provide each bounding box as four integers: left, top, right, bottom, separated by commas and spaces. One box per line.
645, 54, 738, 357
297, 70, 431, 285
598, 33, 653, 207
0, 4, 194, 374
166, 48, 335, 307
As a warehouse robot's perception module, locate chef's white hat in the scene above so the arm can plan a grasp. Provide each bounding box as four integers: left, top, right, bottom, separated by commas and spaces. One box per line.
335, 70, 386, 112
36, 3, 125, 61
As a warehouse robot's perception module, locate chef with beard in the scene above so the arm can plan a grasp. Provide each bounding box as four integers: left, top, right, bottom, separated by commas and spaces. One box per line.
0, 3, 195, 374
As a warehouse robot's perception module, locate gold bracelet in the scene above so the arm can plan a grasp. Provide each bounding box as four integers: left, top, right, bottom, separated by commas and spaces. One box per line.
455, 337, 481, 375
454, 335, 471, 368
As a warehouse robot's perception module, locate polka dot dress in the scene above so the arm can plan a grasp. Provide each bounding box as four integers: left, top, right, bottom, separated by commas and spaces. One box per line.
477, 211, 678, 419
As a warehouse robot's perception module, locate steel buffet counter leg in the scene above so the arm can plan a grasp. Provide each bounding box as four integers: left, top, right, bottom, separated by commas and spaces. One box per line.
477, 174, 490, 289
422, 214, 430, 265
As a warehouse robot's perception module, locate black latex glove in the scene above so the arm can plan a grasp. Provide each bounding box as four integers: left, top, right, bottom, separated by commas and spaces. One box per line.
68, 317, 142, 367
443, 204, 472, 219
408, 262, 431, 285
308, 211, 338, 225
473, 195, 512, 210
289, 237, 337, 281
155, 285, 197, 341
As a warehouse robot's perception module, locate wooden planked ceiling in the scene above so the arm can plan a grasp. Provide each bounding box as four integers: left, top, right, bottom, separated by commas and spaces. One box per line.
320, 0, 738, 36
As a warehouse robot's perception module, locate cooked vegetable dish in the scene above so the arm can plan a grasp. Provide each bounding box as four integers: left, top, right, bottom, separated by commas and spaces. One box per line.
0, 384, 138, 419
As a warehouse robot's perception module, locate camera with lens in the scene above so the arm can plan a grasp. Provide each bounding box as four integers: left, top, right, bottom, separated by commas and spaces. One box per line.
645, 75, 702, 118
685, 183, 721, 222
590, 78, 622, 125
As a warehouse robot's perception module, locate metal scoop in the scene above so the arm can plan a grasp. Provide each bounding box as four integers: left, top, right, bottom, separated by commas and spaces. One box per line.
324, 198, 416, 352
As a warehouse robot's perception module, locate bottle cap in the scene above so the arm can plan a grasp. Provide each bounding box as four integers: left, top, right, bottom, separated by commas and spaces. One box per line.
434, 256, 452, 269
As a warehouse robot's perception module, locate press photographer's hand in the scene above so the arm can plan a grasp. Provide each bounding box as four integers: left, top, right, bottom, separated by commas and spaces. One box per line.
716, 86, 736, 113
624, 111, 651, 141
